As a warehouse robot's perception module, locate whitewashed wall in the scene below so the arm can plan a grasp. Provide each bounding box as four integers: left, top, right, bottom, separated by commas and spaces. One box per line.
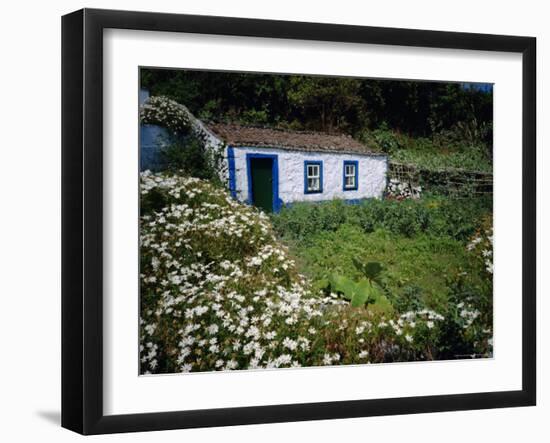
231, 146, 388, 205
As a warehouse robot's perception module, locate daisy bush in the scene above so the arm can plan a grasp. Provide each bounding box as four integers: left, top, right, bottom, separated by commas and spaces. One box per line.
140, 96, 191, 134
449, 216, 493, 357
140, 171, 471, 374
467, 216, 493, 275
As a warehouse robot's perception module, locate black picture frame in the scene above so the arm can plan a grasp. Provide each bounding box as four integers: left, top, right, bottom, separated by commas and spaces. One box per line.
61, 8, 536, 435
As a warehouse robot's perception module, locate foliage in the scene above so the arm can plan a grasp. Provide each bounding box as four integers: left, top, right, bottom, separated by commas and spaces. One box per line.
142, 70, 292, 129
323, 259, 392, 310
139, 172, 489, 373
141, 69, 493, 145
365, 123, 406, 153
391, 145, 492, 173
286, 76, 364, 132
327, 272, 391, 310
158, 135, 220, 183
436, 274, 493, 359
278, 224, 492, 359
141, 71, 493, 179
287, 224, 486, 310
271, 198, 493, 359
359, 127, 492, 172
271, 196, 492, 243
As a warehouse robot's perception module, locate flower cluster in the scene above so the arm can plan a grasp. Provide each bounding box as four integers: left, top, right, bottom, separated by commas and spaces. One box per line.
139, 171, 350, 373
467, 220, 493, 275
140, 96, 191, 134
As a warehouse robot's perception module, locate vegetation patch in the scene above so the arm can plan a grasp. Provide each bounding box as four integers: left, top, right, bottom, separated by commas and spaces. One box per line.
140, 172, 492, 374
270, 198, 493, 361
271, 197, 492, 242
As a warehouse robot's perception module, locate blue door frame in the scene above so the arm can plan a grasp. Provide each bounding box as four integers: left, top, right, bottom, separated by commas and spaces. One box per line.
246, 152, 281, 212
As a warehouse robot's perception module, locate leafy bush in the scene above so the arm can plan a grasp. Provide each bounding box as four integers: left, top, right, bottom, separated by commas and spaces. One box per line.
360, 126, 492, 172
366, 124, 407, 153
158, 135, 220, 183
272, 196, 492, 243
326, 260, 392, 311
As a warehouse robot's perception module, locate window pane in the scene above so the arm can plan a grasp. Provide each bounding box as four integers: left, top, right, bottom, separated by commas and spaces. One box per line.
308, 164, 319, 178
345, 164, 356, 177
308, 177, 319, 191
344, 163, 356, 188
306, 163, 321, 191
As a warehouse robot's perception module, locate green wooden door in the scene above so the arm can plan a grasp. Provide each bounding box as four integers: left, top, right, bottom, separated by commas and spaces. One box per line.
250, 158, 273, 212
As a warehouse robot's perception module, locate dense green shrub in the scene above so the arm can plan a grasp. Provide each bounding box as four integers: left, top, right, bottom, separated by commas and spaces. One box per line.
271, 196, 492, 243
368, 124, 406, 153
157, 135, 220, 183
360, 126, 492, 172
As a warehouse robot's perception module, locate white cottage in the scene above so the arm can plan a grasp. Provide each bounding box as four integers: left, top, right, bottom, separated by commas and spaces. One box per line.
140, 96, 388, 213
206, 123, 388, 213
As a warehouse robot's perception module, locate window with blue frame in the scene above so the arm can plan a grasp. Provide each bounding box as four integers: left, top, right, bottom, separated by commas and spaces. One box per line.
343, 160, 358, 191
304, 161, 323, 194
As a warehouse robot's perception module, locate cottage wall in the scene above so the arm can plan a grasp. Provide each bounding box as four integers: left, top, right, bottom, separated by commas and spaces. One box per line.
231, 146, 388, 205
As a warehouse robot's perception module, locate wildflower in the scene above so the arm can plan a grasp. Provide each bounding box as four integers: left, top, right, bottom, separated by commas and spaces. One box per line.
225, 360, 238, 370
282, 337, 298, 351
207, 324, 219, 335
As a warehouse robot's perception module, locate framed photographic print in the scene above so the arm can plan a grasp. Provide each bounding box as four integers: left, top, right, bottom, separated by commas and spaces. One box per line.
61, 8, 536, 435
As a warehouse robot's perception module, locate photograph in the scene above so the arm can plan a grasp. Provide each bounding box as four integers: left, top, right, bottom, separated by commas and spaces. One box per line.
138, 69, 494, 375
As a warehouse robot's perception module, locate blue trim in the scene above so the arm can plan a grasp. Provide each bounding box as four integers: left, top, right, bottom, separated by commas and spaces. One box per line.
245, 152, 281, 213
304, 160, 323, 194
227, 146, 237, 199
343, 160, 359, 191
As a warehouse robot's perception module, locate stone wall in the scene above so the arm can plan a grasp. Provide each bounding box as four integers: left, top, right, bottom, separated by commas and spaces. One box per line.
388, 161, 493, 198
